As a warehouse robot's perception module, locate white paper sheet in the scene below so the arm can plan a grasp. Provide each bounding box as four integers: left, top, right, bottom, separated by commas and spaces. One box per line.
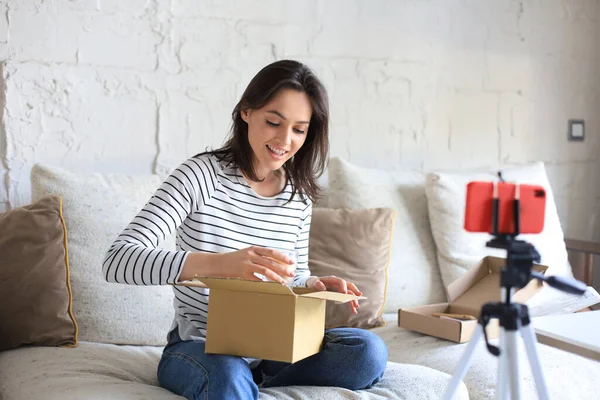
527, 285, 600, 317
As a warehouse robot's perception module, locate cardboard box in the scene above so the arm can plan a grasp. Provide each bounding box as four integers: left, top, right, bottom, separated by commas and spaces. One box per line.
177, 278, 363, 363
398, 256, 548, 343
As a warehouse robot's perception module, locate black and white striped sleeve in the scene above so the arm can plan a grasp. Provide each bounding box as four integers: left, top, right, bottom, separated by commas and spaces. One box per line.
102, 157, 216, 285
292, 201, 312, 287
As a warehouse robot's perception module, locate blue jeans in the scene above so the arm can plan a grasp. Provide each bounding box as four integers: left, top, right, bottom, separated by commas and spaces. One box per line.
157, 327, 388, 400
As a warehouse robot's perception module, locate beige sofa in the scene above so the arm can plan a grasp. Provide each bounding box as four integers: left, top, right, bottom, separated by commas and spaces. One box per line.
1, 157, 599, 400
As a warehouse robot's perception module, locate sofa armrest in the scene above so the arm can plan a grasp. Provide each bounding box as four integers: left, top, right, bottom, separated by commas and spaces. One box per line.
565, 239, 600, 255
565, 238, 600, 286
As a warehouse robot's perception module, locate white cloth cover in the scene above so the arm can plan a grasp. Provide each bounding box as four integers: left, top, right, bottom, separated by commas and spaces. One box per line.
30, 164, 176, 346
0, 338, 468, 400
424, 162, 573, 291
326, 157, 446, 312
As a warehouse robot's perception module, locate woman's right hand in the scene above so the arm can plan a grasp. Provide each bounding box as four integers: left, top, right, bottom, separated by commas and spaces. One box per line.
215, 246, 296, 284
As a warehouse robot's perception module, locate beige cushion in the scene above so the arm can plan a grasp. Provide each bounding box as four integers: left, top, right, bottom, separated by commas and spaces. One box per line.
326, 157, 446, 311
31, 164, 175, 346
425, 162, 573, 292
0, 196, 77, 351
309, 207, 395, 329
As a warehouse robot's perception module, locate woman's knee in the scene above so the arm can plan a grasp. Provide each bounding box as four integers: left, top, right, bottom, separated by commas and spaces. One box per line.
328, 328, 389, 389
158, 348, 258, 400
158, 348, 210, 399
361, 330, 388, 379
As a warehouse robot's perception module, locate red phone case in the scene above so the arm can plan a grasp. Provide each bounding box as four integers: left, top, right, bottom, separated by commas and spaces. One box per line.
464, 181, 546, 235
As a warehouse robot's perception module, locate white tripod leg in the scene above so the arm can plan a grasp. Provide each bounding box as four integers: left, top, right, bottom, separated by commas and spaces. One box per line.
520, 324, 550, 400
505, 330, 521, 400
443, 325, 484, 400
496, 328, 508, 400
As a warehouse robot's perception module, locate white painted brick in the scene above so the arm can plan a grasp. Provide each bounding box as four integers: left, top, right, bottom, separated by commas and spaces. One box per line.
0, 167, 7, 206
0, 0, 598, 240
4, 63, 157, 206
499, 87, 598, 164
342, 62, 420, 169
0, 3, 8, 43
174, 18, 243, 71
563, 198, 599, 240
171, 0, 316, 23
9, 8, 82, 63
99, 0, 155, 15
155, 92, 225, 176
541, 161, 599, 241
311, 0, 446, 62
552, 194, 571, 235
174, 18, 311, 79
156, 23, 181, 74
521, 1, 597, 59
424, 91, 499, 170
484, 53, 530, 93
12, 0, 161, 15
9, 0, 99, 12
78, 15, 159, 70
482, 3, 529, 91
545, 162, 600, 201
232, 21, 313, 69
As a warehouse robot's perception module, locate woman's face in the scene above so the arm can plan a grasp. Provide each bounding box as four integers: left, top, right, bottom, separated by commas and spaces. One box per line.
241, 89, 312, 179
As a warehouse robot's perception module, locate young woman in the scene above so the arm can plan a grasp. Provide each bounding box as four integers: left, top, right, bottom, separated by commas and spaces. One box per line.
102, 60, 388, 399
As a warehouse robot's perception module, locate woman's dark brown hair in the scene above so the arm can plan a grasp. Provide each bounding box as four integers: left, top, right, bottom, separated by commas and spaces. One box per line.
202, 60, 329, 204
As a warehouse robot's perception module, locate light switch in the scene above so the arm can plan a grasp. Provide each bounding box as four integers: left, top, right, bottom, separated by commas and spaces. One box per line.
568, 119, 585, 141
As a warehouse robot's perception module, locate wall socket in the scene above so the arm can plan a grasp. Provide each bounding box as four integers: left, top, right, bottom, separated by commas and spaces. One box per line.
568, 119, 585, 141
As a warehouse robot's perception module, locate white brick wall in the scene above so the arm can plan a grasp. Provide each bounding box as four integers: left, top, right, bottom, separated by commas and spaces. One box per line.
0, 0, 599, 241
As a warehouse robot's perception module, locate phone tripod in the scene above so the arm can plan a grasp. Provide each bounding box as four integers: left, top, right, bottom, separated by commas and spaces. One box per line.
443, 178, 587, 400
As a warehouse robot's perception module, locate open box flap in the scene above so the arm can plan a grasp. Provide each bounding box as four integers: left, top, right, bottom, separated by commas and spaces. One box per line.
172, 277, 366, 303
446, 257, 499, 304
177, 277, 296, 295
448, 256, 548, 315
175, 278, 368, 302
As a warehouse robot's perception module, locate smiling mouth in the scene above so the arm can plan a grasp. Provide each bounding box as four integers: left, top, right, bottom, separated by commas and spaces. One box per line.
266, 144, 288, 157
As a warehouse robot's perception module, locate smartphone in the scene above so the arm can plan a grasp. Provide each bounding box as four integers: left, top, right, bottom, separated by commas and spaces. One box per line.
464, 181, 546, 235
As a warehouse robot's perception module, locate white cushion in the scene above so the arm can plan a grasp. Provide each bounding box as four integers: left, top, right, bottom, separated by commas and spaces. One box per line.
31, 164, 175, 346
425, 162, 573, 291
0, 342, 468, 400
326, 157, 446, 312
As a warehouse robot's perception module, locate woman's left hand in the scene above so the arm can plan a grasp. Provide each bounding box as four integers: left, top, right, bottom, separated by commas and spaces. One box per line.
306, 276, 362, 314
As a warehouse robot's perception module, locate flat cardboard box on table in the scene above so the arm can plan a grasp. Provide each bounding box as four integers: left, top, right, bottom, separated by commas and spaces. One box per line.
398, 256, 548, 343
177, 278, 363, 363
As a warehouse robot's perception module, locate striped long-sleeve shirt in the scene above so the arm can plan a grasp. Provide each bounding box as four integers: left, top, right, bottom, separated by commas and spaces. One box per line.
102, 153, 313, 342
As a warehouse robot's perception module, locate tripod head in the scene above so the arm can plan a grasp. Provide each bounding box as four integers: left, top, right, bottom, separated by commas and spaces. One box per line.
474, 172, 587, 357
484, 172, 587, 300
